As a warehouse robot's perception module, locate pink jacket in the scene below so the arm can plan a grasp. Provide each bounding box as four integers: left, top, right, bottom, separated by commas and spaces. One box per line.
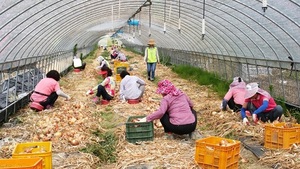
146, 92, 195, 125
30, 78, 60, 102
224, 81, 246, 105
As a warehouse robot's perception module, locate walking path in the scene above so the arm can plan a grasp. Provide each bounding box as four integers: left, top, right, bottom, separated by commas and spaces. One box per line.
0, 48, 283, 169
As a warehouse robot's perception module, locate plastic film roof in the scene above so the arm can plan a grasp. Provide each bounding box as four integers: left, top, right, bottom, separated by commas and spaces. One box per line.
1, 0, 300, 63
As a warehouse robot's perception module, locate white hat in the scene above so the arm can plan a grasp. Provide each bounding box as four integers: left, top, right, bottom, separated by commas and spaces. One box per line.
244, 82, 259, 99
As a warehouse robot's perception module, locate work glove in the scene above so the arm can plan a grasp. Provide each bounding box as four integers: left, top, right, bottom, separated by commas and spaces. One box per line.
243, 118, 249, 125
252, 114, 258, 123
86, 89, 94, 95
220, 103, 227, 111
137, 117, 147, 123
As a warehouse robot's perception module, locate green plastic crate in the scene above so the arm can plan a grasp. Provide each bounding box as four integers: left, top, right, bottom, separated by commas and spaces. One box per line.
126, 115, 154, 143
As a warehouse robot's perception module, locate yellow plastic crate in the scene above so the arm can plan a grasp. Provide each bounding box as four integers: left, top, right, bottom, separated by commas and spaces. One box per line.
113, 60, 121, 67
0, 157, 42, 169
264, 122, 300, 149
115, 74, 122, 82
195, 136, 240, 169
12, 142, 52, 169
114, 61, 129, 82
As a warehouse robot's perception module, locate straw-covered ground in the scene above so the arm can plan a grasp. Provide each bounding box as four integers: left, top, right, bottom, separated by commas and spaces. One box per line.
0, 48, 300, 169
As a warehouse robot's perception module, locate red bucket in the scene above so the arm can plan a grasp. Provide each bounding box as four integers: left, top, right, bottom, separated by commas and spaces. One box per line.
74, 69, 81, 72
101, 100, 110, 105
30, 102, 44, 111
127, 99, 140, 104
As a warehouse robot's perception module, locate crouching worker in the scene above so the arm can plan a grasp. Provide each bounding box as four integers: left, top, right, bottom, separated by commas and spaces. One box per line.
116, 52, 127, 62
221, 77, 246, 112
73, 56, 86, 70
137, 80, 197, 139
96, 56, 110, 70
119, 70, 145, 101
88, 67, 115, 104
30, 70, 71, 109
110, 49, 118, 59
241, 82, 283, 125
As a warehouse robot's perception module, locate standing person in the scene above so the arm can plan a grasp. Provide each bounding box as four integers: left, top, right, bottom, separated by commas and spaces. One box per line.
88, 66, 115, 103
241, 82, 283, 125
221, 77, 246, 112
119, 70, 145, 101
73, 56, 86, 70
137, 80, 197, 139
30, 70, 71, 109
144, 39, 160, 81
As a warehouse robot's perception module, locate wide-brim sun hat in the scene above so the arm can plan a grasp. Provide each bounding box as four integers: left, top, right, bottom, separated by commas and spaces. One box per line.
244, 82, 259, 99
148, 39, 155, 45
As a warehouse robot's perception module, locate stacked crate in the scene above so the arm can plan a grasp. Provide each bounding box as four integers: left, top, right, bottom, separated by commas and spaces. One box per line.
0, 158, 42, 169
12, 142, 52, 169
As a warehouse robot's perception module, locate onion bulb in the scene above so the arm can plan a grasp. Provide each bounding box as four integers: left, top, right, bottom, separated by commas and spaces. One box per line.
54, 131, 62, 138
219, 140, 228, 146
33, 135, 39, 141
42, 137, 51, 141
70, 139, 79, 146
38, 134, 45, 139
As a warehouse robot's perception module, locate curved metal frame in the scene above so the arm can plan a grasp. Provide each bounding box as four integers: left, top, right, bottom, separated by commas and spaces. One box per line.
1, 0, 299, 63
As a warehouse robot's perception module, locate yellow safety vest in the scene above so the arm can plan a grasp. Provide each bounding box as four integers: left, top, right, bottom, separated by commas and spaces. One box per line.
147, 47, 157, 63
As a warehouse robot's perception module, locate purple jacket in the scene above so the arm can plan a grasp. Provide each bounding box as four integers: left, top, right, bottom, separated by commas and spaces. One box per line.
146, 92, 195, 125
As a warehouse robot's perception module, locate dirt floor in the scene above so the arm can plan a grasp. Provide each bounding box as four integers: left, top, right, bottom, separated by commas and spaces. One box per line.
0, 48, 300, 169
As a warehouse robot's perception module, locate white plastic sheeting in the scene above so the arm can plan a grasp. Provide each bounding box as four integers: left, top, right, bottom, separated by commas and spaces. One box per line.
0, 0, 300, 63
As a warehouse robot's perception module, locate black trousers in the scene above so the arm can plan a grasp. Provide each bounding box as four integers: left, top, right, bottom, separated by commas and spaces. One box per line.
160, 108, 197, 135
96, 85, 113, 100
247, 103, 283, 122
111, 54, 117, 59
39, 92, 58, 108
227, 97, 242, 112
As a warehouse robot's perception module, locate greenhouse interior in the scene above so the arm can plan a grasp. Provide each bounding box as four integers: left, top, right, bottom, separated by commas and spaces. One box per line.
1, 0, 300, 168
